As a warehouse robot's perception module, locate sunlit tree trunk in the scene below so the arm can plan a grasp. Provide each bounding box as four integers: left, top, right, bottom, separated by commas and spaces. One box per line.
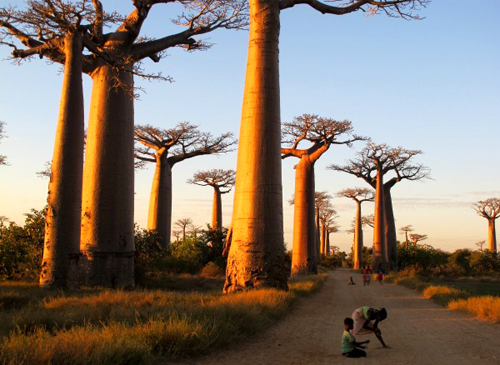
488, 219, 497, 252
384, 185, 397, 270
326, 227, 331, 255
147, 155, 172, 248
353, 201, 363, 270
291, 158, 317, 275
80, 64, 135, 288
315, 207, 321, 262
321, 223, 327, 256
212, 186, 223, 231
224, 0, 287, 292
40, 32, 84, 289
372, 168, 387, 268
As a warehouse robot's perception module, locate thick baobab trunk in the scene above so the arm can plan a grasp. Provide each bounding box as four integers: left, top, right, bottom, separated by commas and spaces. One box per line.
224, 0, 287, 292
291, 158, 317, 275
315, 207, 321, 263
212, 186, 223, 230
372, 169, 387, 268
384, 186, 397, 271
326, 227, 331, 256
488, 219, 497, 252
321, 223, 327, 256
80, 64, 135, 288
147, 156, 172, 248
40, 32, 84, 289
353, 201, 363, 270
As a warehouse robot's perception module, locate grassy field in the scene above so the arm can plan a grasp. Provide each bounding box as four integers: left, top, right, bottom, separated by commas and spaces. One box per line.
0, 272, 327, 364
385, 274, 500, 324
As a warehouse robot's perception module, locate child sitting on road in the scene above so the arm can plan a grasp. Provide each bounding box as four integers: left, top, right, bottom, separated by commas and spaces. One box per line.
347, 276, 356, 285
341, 317, 370, 358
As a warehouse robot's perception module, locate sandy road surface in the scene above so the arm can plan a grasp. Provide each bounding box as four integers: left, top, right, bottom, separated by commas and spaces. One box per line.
174, 268, 500, 365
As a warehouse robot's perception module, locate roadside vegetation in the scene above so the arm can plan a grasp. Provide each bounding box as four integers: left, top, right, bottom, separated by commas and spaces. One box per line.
0, 206, 328, 363
385, 243, 500, 324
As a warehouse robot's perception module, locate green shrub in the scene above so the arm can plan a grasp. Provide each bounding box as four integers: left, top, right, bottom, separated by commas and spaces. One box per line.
0, 208, 45, 281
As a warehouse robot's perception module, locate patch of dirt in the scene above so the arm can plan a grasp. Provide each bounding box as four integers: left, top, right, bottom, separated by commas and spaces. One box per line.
172, 268, 500, 364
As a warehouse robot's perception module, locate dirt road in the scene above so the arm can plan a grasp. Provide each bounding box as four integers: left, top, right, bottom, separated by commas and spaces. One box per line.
177, 268, 500, 364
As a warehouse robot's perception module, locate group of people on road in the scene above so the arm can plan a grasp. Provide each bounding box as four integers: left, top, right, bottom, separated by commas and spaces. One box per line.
362, 264, 385, 285
341, 306, 388, 358
341, 264, 389, 358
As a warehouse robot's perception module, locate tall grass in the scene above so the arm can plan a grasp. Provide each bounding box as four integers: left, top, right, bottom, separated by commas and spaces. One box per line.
0, 273, 327, 364
387, 273, 500, 324
448, 296, 500, 323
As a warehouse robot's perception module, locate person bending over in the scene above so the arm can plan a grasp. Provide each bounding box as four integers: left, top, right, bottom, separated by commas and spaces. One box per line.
342, 318, 370, 358
351, 306, 388, 348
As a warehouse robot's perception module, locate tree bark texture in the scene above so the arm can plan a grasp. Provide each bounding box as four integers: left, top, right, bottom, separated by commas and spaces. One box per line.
80, 64, 135, 288
488, 219, 497, 252
315, 207, 320, 263
224, 0, 288, 293
326, 228, 331, 256
291, 158, 317, 275
212, 186, 223, 231
384, 186, 397, 270
40, 32, 84, 289
372, 169, 387, 268
353, 201, 363, 270
147, 155, 172, 248
321, 223, 327, 256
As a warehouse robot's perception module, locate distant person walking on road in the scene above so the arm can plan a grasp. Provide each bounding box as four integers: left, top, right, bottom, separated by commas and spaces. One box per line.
377, 265, 384, 285
341, 317, 370, 358
352, 306, 388, 348
363, 266, 372, 286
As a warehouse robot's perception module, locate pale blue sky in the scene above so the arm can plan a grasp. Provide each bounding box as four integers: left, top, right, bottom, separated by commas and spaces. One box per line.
1, 0, 499, 253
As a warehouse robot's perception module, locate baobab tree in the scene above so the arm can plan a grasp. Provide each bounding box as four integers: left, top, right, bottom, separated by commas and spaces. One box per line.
338, 188, 374, 269
135, 123, 235, 248
475, 240, 486, 252
2, 0, 247, 288
315, 191, 332, 263
399, 225, 414, 247
225, 0, 428, 292
174, 218, 193, 242
0, 121, 6, 165
329, 142, 429, 270
474, 198, 500, 252
188, 169, 236, 231
320, 206, 338, 257
326, 225, 340, 257
0, 2, 115, 288
410, 233, 428, 245
281, 114, 363, 275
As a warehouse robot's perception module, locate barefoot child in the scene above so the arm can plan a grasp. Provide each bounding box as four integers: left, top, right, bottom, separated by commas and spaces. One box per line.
347, 276, 356, 285
351, 306, 388, 348
342, 318, 370, 357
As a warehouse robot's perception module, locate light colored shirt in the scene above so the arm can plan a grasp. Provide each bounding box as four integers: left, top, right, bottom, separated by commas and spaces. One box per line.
341, 330, 356, 353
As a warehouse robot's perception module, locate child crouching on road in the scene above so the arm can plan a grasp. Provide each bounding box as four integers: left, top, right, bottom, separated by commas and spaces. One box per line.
341, 318, 370, 358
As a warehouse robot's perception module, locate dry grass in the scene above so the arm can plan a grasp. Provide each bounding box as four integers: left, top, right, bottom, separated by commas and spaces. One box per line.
448, 296, 500, 323
387, 273, 500, 323
0, 273, 327, 364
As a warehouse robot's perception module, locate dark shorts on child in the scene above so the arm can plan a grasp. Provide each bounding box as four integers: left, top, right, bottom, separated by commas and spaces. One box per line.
342, 348, 367, 358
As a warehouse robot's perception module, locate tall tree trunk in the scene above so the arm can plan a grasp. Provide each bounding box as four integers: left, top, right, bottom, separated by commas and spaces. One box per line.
488, 219, 497, 252
353, 201, 363, 270
372, 169, 387, 269
40, 32, 84, 289
147, 156, 172, 248
321, 222, 327, 256
315, 207, 321, 263
291, 158, 317, 275
224, 0, 287, 292
80, 64, 135, 288
326, 227, 331, 256
384, 186, 397, 271
212, 186, 222, 231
